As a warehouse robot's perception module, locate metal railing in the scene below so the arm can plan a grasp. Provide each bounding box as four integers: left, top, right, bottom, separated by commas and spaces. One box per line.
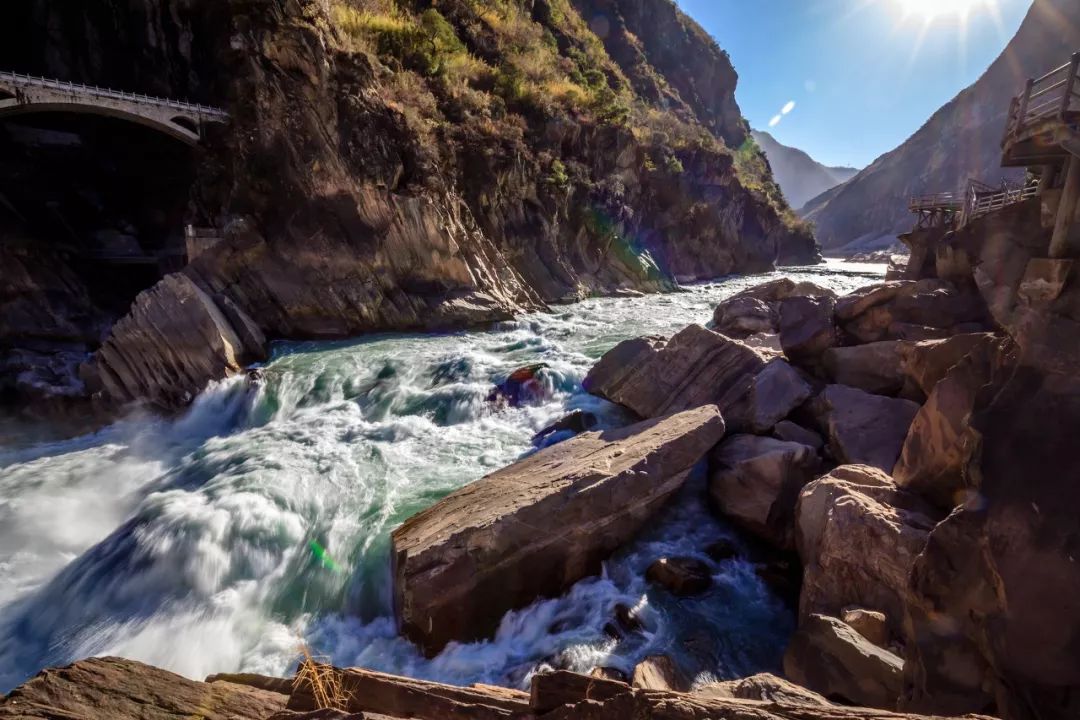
0, 71, 228, 120
908, 192, 962, 213
966, 178, 1040, 223
1003, 52, 1080, 145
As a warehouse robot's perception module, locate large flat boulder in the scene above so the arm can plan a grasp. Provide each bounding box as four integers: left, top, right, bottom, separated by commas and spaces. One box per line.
783, 614, 904, 710
391, 405, 726, 654
795, 465, 939, 632
583, 324, 782, 430
709, 434, 821, 548
693, 673, 831, 706
0, 657, 287, 719
809, 385, 920, 473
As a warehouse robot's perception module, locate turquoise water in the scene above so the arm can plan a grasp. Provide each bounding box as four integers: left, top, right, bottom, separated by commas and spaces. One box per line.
0, 261, 883, 692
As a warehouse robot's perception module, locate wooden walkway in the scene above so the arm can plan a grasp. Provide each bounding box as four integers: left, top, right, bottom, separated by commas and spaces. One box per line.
1002, 52, 1080, 166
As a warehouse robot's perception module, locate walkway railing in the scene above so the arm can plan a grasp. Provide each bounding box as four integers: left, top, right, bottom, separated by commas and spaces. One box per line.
908, 192, 962, 213
0, 71, 228, 120
1003, 52, 1080, 145
966, 178, 1040, 223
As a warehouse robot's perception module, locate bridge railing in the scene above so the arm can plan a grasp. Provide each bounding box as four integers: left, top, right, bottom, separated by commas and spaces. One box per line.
908, 192, 962, 213
1003, 51, 1080, 145
0, 71, 228, 119
965, 178, 1040, 224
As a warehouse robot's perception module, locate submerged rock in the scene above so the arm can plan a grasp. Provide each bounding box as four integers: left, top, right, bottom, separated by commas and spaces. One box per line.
391, 405, 726, 655
645, 556, 713, 596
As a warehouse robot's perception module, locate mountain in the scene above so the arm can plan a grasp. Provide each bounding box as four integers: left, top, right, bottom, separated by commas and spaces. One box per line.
0, 0, 817, 413
751, 130, 859, 210
803, 0, 1080, 252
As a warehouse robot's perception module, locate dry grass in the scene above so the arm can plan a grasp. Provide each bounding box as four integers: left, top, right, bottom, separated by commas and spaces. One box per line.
293, 647, 353, 711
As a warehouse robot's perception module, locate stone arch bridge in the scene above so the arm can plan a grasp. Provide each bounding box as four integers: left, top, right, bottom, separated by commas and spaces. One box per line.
0, 72, 228, 144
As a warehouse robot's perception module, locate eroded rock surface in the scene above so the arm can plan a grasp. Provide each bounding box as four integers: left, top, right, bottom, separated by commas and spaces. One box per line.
809, 385, 920, 473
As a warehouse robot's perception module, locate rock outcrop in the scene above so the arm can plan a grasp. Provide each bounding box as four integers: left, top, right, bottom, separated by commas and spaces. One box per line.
783, 614, 904, 710
709, 434, 821, 548
391, 405, 725, 655
834, 280, 990, 345
0, 656, 287, 719
694, 672, 832, 706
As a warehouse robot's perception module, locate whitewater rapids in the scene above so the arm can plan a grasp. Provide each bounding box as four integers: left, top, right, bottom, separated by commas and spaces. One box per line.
0, 261, 883, 692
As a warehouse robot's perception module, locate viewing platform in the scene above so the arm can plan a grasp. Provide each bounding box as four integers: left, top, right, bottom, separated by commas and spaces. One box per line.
1001, 52, 1080, 168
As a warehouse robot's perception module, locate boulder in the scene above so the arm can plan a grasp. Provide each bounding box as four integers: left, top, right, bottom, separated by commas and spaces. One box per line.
589, 667, 629, 683
783, 614, 904, 710
835, 280, 990, 345
709, 434, 821, 548
645, 557, 713, 596
631, 655, 688, 691
391, 405, 726, 654
796, 465, 940, 631
93, 273, 267, 410
893, 342, 999, 509
809, 385, 920, 473
583, 324, 770, 429
841, 607, 890, 648
898, 333, 998, 400
779, 295, 838, 369
0, 657, 287, 719
744, 358, 815, 433
703, 537, 739, 562
822, 341, 910, 396
693, 672, 831, 706
773, 420, 824, 449
712, 279, 836, 338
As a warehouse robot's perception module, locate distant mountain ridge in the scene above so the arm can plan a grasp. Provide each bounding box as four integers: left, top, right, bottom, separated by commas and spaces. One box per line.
802, 0, 1080, 252
751, 130, 860, 210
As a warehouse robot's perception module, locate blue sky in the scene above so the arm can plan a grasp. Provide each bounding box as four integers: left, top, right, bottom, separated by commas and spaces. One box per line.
676, 0, 1032, 168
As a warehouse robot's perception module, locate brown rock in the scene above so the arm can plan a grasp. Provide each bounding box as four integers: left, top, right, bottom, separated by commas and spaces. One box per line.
93, 273, 267, 410
391, 405, 726, 654
709, 434, 821, 548
836, 280, 990, 345
822, 341, 910, 396
631, 655, 688, 691
893, 342, 999, 509
583, 324, 768, 427
809, 385, 920, 473
796, 465, 939, 631
712, 279, 836, 338
703, 537, 739, 562
288, 664, 529, 720
744, 358, 815, 433
779, 295, 838, 369
589, 667, 629, 683
645, 556, 713, 596
783, 614, 904, 710
841, 607, 890, 648
0, 656, 286, 719
898, 333, 998, 399
693, 672, 832, 706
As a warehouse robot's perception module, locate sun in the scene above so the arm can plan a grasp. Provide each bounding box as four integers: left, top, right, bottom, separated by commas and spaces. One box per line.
894, 0, 995, 21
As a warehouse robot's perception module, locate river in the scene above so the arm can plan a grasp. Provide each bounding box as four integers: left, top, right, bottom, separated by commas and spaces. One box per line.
0, 260, 884, 693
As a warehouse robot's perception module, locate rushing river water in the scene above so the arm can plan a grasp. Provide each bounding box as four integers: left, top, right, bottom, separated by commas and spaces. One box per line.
0, 261, 883, 693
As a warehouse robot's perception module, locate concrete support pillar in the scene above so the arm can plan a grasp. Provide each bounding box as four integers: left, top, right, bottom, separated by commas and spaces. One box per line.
1050, 157, 1080, 258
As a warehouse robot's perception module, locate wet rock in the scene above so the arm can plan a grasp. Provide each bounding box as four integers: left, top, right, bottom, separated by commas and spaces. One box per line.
773, 420, 824, 450
842, 607, 890, 648
645, 556, 713, 596
614, 603, 645, 634
583, 324, 767, 427
631, 655, 688, 691
823, 340, 910, 396
694, 672, 832, 706
488, 363, 550, 407
779, 294, 838, 370
391, 405, 726, 655
532, 409, 598, 445
809, 385, 920, 473
783, 613, 904, 710
703, 537, 739, 562
796, 466, 940, 631
0, 656, 287, 719
709, 434, 821, 548
92, 273, 267, 410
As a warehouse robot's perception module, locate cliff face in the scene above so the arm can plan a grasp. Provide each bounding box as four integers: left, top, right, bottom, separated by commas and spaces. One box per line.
0, 0, 817, 411
802, 0, 1080, 252
751, 130, 859, 211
